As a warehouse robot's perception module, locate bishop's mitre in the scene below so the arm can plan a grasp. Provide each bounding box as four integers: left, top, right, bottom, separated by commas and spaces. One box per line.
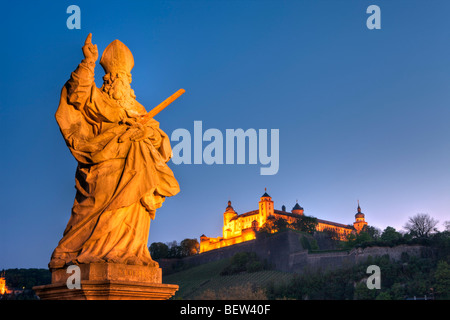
100, 39, 134, 75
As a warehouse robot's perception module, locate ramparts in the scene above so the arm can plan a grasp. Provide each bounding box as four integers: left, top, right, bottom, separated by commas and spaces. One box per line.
158, 230, 430, 274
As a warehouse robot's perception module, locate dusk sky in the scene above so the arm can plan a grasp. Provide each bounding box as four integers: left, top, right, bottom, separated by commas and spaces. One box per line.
1, 0, 449, 269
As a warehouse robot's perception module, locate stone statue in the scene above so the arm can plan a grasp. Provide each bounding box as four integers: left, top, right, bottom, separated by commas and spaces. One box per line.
49, 34, 180, 270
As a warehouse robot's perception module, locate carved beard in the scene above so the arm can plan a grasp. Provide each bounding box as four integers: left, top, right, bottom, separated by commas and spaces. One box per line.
101, 73, 136, 110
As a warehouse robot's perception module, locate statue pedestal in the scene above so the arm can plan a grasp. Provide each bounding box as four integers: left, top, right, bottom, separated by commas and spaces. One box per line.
33, 263, 178, 300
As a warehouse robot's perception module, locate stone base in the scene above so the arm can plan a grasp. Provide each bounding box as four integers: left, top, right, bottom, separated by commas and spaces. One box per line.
33, 263, 178, 300
33, 280, 179, 300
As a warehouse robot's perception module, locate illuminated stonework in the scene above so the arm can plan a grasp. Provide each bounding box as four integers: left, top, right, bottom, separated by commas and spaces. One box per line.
200, 190, 368, 253
353, 200, 368, 233
0, 273, 10, 295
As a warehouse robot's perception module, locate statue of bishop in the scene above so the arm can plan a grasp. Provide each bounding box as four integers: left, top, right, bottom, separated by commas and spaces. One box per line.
49, 34, 180, 269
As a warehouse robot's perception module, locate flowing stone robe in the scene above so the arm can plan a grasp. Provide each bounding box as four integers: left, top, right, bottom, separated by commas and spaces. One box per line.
49, 60, 180, 269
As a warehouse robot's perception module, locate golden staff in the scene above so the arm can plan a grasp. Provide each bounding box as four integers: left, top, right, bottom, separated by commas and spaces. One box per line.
141, 88, 185, 124
119, 88, 185, 142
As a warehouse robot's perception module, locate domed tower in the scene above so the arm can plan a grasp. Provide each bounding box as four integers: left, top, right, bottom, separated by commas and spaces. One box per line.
259, 188, 274, 226
223, 200, 237, 238
353, 201, 368, 233
292, 201, 304, 215
224, 200, 237, 225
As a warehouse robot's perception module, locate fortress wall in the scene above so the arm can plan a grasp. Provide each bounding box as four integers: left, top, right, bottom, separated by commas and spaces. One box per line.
162, 231, 305, 272
158, 230, 429, 275
301, 251, 353, 273
351, 244, 427, 264
294, 244, 429, 274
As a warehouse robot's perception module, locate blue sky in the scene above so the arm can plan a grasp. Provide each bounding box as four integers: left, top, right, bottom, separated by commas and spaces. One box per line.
1, 0, 449, 269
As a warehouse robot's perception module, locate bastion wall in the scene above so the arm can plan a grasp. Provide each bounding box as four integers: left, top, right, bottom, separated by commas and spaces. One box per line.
158, 230, 429, 274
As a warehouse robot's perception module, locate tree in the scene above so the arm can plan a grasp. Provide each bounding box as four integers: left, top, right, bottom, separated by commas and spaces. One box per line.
434, 261, 450, 299
364, 225, 381, 240
291, 216, 318, 234
344, 230, 373, 249
375, 291, 392, 300
354, 282, 377, 300
403, 213, 439, 238
380, 226, 402, 243
179, 238, 200, 256
273, 217, 289, 232
431, 231, 450, 262
322, 227, 341, 242
167, 241, 183, 258
149, 242, 169, 259
220, 252, 266, 275
163, 239, 200, 258
259, 218, 276, 234
259, 217, 287, 234
444, 221, 450, 232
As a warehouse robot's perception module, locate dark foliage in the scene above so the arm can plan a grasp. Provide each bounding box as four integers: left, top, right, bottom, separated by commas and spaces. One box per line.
220, 252, 270, 276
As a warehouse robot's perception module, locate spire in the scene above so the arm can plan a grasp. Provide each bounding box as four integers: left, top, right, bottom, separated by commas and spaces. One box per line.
225, 200, 235, 212
355, 200, 365, 219
261, 187, 270, 198
353, 200, 368, 233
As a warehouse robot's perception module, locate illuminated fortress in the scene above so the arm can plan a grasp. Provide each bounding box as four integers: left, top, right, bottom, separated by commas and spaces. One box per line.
0, 272, 10, 295
200, 190, 368, 253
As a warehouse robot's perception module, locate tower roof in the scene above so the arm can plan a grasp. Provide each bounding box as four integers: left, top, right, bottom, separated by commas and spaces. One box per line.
261, 187, 271, 198
225, 200, 236, 213
292, 202, 303, 211
355, 201, 365, 218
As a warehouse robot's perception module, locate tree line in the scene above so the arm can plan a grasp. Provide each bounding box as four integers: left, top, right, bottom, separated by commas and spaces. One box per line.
342, 213, 448, 250
258, 215, 319, 235
149, 238, 200, 259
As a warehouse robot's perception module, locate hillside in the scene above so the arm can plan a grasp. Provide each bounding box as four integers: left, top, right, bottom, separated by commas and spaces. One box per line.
163, 250, 450, 300
163, 256, 294, 299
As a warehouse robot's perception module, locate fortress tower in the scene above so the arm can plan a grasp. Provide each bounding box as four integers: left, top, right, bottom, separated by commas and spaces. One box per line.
258, 188, 274, 226
353, 201, 368, 233
291, 201, 304, 215
223, 201, 237, 238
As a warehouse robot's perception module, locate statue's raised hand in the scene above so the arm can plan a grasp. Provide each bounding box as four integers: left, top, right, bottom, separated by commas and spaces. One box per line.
82, 33, 98, 63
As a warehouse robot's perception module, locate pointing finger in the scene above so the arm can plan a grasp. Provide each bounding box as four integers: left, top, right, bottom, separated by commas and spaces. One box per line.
85, 33, 92, 45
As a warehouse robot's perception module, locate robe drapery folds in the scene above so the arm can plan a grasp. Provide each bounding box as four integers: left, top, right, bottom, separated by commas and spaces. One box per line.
49, 60, 180, 269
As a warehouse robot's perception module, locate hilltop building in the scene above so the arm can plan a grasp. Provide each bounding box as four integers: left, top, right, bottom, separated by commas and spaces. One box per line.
200, 190, 368, 253
0, 272, 10, 295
